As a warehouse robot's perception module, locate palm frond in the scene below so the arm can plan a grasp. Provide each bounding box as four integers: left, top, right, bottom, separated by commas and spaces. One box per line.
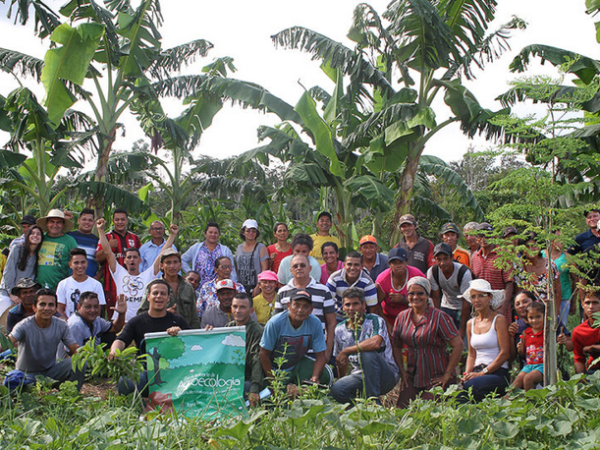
150, 39, 214, 78
0, 48, 44, 81
5, 0, 61, 39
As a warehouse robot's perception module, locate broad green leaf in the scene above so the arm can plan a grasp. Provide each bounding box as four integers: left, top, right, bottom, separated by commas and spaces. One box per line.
0, 150, 27, 168
345, 175, 394, 210
323, 67, 343, 124
117, 10, 160, 77
294, 91, 342, 177
41, 22, 104, 125
384, 121, 413, 145
138, 182, 154, 203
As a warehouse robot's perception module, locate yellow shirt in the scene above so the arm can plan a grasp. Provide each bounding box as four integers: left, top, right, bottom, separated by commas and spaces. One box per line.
0, 252, 6, 284
310, 234, 342, 265
253, 293, 276, 325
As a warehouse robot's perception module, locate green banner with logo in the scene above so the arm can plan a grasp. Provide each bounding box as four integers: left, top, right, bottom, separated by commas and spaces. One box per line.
144, 327, 246, 418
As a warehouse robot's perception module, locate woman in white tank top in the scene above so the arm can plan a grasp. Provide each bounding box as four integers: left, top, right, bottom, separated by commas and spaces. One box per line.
458, 279, 511, 402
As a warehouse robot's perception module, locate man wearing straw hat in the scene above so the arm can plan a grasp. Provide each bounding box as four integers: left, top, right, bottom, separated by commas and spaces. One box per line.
36, 209, 78, 291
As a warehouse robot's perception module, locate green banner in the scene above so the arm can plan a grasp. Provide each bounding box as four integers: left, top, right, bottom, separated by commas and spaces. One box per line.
145, 327, 246, 418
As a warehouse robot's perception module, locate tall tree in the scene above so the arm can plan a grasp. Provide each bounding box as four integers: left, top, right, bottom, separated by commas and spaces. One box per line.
271, 1, 524, 243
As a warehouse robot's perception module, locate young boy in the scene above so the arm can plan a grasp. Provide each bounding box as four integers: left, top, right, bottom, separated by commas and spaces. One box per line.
573, 291, 600, 374
57, 248, 106, 319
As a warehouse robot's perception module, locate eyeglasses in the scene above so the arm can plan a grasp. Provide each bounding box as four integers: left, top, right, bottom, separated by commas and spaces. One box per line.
292, 263, 307, 269
219, 265, 232, 270
470, 293, 490, 300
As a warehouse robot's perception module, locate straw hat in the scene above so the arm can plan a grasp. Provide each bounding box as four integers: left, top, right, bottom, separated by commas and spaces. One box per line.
36, 209, 74, 233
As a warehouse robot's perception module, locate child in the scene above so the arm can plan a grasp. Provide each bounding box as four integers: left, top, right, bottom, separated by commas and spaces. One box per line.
513, 302, 545, 390
572, 291, 600, 374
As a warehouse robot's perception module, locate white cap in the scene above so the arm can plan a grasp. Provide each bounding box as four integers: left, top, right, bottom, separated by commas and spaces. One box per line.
242, 219, 259, 230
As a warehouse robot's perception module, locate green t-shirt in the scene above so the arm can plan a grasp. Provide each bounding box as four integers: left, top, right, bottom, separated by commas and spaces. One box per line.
37, 234, 78, 291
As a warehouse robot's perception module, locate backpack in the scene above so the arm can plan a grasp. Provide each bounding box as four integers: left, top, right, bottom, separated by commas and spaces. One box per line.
432, 264, 470, 290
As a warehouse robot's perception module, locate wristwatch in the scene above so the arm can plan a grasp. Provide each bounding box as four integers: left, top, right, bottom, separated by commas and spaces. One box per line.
482, 367, 489, 374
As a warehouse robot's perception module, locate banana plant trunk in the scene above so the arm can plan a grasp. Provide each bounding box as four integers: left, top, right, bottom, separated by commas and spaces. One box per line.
390, 151, 420, 246
544, 246, 558, 386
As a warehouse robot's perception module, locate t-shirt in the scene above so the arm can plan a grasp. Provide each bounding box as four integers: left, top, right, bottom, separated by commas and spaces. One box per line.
10, 316, 76, 373
320, 260, 343, 285
310, 234, 342, 265
363, 253, 389, 281
395, 237, 434, 274
68, 313, 113, 346
111, 264, 158, 322
236, 243, 268, 290
543, 250, 572, 302
277, 255, 322, 285
427, 262, 472, 310
267, 244, 292, 275
333, 313, 397, 375
37, 234, 78, 291
326, 268, 378, 319
68, 231, 100, 277
253, 293, 276, 325
522, 326, 544, 366
56, 276, 106, 318
260, 311, 327, 371
96, 230, 141, 294
273, 278, 335, 332
453, 247, 471, 268
116, 311, 190, 352
572, 320, 600, 369
375, 266, 426, 319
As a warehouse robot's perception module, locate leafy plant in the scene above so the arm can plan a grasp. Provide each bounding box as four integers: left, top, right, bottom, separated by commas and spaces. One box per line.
72, 340, 145, 384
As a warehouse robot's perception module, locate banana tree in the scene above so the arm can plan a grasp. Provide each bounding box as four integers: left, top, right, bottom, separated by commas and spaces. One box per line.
271, 1, 525, 244
4, 0, 214, 214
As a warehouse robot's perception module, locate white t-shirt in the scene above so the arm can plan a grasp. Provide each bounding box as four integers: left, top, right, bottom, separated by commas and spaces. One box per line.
56, 276, 106, 318
111, 264, 158, 322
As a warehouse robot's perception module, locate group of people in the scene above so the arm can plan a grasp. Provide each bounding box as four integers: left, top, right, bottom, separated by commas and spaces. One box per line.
0, 206, 598, 408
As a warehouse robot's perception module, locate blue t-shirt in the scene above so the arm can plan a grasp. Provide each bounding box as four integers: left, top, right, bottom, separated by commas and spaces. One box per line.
260, 311, 326, 371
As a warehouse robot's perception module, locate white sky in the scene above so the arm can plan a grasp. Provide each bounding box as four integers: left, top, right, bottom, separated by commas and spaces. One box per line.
1, 0, 599, 167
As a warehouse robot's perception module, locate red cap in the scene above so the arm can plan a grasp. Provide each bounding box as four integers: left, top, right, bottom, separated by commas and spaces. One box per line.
359, 235, 377, 246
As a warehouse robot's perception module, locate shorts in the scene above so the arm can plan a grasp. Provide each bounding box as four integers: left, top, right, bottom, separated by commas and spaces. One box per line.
521, 363, 543, 374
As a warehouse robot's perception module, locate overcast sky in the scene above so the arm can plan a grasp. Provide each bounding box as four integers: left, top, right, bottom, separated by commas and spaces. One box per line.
1, 0, 599, 167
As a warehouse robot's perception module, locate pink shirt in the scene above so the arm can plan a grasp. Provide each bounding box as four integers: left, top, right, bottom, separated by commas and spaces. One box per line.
321, 261, 343, 285
375, 266, 425, 320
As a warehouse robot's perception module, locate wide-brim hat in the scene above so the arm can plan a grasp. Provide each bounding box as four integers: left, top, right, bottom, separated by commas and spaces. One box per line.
36, 209, 74, 233
459, 279, 505, 309
11, 277, 41, 295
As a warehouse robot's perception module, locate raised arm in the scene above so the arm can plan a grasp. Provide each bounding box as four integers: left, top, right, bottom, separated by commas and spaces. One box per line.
96, 219, 117, 272
152, 224, 179, 275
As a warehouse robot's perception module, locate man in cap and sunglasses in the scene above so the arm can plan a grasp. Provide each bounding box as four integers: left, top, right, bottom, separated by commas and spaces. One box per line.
36, 209, 78, 291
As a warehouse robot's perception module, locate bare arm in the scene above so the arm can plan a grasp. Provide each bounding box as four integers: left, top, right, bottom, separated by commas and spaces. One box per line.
459, 299, 470, 339
324, 311, 336, 361
311, 351, 326, 383
66, 342, 79, 356
152, 224, 179, 275
109, 294, 127, 334
464, 319, 476, 373
431, 289, 441, 309
260, 245, 270, 271
96, 219, 117, 272
109, 339, 126, 359
259, 347, 274, 380
57, 303, 68, 321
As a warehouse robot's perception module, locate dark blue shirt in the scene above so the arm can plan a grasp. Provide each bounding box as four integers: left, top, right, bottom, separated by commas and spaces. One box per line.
568, 229, 600, 255
68, 231, 100, 277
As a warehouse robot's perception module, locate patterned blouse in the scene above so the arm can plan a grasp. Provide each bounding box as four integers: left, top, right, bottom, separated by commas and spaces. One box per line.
197, 278, 246, 317
393, 306, 459, 388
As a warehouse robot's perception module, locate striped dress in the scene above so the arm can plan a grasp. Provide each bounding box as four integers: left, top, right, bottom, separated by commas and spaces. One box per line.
393, 306, 459, 388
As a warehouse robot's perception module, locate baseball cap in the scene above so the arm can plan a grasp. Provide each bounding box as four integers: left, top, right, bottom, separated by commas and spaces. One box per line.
242, 219, 259, 230
388, 247, 408, 262
160, 248, 181, 263
317, 211, 332, 221
476, 222, 494, 232
291, 290, 312, 303
440, 223, 460, 235
216, 279, 236, 291
399, 214, 417, 226
503, 226, 518, 238
21, 215, 37, 225
433, 243, 453, 257
359, 235, 378, 246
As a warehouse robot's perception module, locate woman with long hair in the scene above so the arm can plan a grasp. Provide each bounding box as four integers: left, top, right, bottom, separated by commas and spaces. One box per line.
267, 222, 291, 274
0, 225, 44, 314
236, 219, 269, 294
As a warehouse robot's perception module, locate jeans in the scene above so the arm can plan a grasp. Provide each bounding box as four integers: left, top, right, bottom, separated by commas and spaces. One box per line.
559, 300, 570, 328
25, 358, 85, 390
117, 371, 149, 396
458, 367, 509, 403
441, 307, 461, 330
330, 351, 398, 404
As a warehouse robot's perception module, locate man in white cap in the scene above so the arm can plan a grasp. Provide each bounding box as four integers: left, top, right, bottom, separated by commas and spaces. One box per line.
36, 209, 78, 291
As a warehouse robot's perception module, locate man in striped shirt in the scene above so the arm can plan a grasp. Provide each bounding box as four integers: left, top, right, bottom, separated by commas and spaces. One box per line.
326, 251, 378, 321
330, 288, 398, 404
273, 254, 336, 360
